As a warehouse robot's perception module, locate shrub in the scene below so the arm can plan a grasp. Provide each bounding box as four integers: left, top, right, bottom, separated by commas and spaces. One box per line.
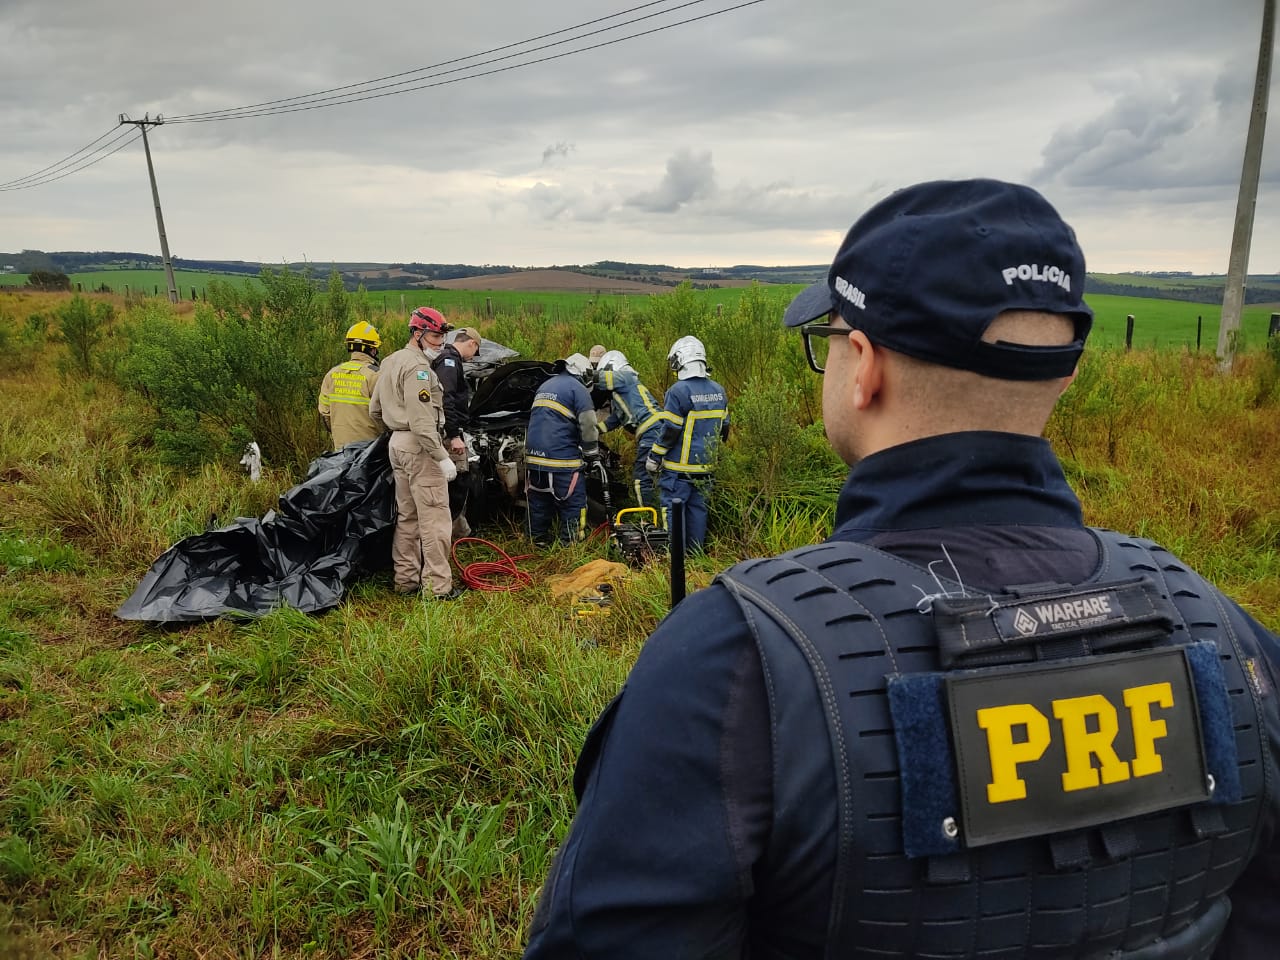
26, 270, 70, 292
112, 266, 339, 471
53, 295, 114, 375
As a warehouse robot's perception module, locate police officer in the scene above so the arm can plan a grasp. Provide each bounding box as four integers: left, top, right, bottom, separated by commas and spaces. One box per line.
318, 321, 382, 450
594, 349, 669, 509
523, 179, 1280, 959
434, 326, 481, 458
369, 309, 462, 601
434, 326, 482, 538
646, 335, 728, 551
525, 353, 600, 547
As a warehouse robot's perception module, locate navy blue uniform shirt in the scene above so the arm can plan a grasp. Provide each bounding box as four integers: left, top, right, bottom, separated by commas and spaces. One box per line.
523, 431, 1280, 959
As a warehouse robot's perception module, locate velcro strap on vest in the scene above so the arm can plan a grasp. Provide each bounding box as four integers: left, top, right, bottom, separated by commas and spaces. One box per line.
931, 575, 1179, 669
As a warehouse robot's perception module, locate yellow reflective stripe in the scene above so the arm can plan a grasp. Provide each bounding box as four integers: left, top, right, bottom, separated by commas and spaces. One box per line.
527, 454, 584, 469
321, 395, 372, 406
674, 410, 726, 464
650, 443, 669, 457
639, 384, 662, 413
533, 397, 574, 418
662, 461, 714, 474
614, 392, 634, 422
637, 410, 675, 435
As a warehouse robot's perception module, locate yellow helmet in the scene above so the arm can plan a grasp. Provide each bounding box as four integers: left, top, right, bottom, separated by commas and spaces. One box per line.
344, 321, 381, 352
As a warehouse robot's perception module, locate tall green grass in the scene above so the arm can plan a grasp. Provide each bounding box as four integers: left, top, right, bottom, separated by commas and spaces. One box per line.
0, 290, 1277, 957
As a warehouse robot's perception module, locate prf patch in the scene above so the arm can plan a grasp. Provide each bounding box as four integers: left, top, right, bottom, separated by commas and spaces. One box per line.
947, 647, 1209, 847
418, 388, 431, 403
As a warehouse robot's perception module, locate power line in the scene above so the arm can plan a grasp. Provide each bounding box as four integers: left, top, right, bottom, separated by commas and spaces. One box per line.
166, 0, 690, 122
0, 124, 127, 189
0, 130, 141, 192
0, 0, 765, 192
165, 0, 765, 123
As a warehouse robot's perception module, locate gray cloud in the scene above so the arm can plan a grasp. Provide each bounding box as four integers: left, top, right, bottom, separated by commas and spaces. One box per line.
1, 0, 1277, 272
625, 149, 717, 213
542, 142, 574, 164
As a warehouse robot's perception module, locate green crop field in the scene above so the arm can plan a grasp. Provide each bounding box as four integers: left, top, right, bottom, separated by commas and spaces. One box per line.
0, 269, 260, 297
3, 270, 1277, 354
1085, 293, 1276, 350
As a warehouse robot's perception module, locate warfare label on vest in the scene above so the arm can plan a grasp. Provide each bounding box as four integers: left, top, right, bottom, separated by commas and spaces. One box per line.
947, 647, 1209, 847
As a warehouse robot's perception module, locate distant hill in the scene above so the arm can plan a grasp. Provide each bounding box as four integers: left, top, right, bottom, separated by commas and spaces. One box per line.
431, 269, 671, 294
3, 249, 1278, 304
1085, 271, 1280, 306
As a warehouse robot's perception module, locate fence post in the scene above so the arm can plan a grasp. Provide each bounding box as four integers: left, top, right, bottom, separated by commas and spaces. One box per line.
191, 287, 197, 301
125, 284, 130, 296
154, 285, 159, 295
400, 294, 406, 315
1125, 314, 1134, 351
717, 303, 723, 317
76, 282, 82, 292
486, 297, 493, 318
1197, 316, 1202, 351
1269, 313, 1280, 339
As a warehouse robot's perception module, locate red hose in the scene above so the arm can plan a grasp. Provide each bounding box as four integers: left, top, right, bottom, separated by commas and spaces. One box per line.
451, 537, 535, 592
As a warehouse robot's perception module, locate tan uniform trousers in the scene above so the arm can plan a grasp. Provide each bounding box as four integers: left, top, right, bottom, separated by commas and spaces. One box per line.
388, 430, 453, 596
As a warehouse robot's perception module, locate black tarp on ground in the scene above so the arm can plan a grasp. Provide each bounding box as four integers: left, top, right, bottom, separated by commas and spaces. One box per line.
115, 434, 395, 623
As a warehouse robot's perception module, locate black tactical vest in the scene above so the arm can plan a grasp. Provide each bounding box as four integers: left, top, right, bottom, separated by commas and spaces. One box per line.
718, 530, 1269, 959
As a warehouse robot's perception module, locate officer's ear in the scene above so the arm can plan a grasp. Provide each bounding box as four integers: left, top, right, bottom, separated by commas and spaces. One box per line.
848, 330, 883, 410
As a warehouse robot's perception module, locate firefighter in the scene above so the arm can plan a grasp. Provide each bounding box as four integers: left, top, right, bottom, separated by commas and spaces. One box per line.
525, 353, 600, 546
368, 310, 462, 600
318, 321, 382, 450
594, 349, 669, 509
646, 336, 729, 551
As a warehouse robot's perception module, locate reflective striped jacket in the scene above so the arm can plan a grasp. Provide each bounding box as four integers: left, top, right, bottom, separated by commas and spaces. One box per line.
526, 372, 598, 472
597, 368, 670, 441
650, 376, 728, 474
318, 353, 381, 449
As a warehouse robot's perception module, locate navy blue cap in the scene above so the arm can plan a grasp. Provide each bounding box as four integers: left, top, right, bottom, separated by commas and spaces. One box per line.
783, 179, 1094, 380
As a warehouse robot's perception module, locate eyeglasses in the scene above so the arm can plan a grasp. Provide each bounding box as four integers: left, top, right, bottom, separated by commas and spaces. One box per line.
800, 324, 850, 374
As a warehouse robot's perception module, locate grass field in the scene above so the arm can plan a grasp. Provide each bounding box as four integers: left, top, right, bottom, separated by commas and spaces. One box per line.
0, 269, 260, 299
3, 270, 1278, 356
1, 289, 1278, 957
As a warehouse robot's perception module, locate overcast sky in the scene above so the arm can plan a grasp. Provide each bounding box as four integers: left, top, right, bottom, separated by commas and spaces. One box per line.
1, 0, 1277, 273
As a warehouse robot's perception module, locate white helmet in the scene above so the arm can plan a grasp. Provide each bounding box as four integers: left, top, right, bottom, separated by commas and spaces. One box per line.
597, 349, 631, 373
668, 335, 707, 372
563, 352, 593, 382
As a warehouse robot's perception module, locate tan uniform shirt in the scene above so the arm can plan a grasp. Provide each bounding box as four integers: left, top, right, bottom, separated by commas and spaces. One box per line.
370, 343, 448, 462
318, 352, 382, 450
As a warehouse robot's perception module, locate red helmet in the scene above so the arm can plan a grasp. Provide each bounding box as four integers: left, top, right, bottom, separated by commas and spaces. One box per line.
409, 306, 451, 335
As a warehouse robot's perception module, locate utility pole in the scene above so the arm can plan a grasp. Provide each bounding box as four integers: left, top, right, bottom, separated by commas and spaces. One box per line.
1217, 0, 1275, 370
120, 113, 179, 304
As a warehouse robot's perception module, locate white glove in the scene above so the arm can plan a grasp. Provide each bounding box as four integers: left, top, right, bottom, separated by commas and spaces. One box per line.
437, 458, 458, 482
645, 456, 660, 475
